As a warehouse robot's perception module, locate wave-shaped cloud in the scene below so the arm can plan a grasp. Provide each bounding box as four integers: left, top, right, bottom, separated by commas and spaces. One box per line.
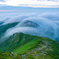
3, 13, 37, 24
3, 12, 59, 41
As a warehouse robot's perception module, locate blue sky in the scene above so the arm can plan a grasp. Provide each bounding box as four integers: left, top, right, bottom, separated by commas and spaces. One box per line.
0, 0, 59, 8
0, 0, 5, 1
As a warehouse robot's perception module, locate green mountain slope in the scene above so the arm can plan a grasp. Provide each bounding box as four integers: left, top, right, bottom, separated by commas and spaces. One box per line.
0, 22, 18, 36
0, 21, 3, 25
0, 33, 59, 59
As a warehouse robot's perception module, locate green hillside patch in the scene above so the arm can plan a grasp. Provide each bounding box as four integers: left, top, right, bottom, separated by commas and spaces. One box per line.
0, 22, 18, 36
0, 52, 22, 59
0, 33, 59, 59
13, 38, 40, 54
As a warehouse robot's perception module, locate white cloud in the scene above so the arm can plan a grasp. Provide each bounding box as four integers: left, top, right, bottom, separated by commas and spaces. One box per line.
3, 12, 59, 41
0, 0, 59, 8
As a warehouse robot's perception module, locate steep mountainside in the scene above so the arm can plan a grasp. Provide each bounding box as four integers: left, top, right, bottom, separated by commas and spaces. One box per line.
0, 33, 59, 59
0, 21, 3, 25
0, 22, 18, 38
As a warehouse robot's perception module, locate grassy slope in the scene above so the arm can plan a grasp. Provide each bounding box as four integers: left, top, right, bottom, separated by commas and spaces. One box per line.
0, 33, 59, 59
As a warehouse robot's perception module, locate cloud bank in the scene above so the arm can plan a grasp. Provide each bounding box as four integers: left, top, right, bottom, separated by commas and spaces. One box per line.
0, 0, 59, 8
2, 12, 59, 41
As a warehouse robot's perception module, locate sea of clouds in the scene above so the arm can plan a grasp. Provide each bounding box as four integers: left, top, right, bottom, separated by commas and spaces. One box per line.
1, 12, 59, 41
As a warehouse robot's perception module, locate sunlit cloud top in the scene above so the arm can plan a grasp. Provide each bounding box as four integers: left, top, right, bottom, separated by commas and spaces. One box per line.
0, 0, 59, 8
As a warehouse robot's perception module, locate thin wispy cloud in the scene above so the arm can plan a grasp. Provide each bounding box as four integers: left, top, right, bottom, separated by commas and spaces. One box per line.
0, 0, 59, 8
0, 10, 19, 12
0, 10, 9, 11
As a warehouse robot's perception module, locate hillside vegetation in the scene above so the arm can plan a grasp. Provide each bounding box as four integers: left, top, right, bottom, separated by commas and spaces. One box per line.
0, 22, 18, 36
0, 33, 59, 59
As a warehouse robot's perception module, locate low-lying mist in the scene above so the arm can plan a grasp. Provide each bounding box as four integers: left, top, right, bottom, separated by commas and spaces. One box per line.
1, 12, 59, 41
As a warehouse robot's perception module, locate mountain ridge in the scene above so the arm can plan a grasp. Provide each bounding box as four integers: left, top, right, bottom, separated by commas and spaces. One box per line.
0, 32, 59, 59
